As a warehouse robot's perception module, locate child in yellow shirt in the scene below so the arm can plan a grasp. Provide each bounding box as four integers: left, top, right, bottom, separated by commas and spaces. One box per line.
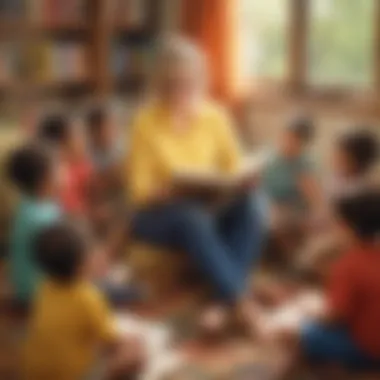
24, 222, 144, 380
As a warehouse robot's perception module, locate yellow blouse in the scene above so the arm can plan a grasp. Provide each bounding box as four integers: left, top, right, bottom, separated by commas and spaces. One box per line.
128, 101, 242, 206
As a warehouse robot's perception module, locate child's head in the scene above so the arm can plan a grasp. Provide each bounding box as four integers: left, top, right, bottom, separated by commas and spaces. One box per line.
333, 130, 379, 177
38, 113, 87, 159
334, 190, 380, 244
280, 116, 315, 157
86, 106, 115, 148
6, 144, 57, 198
34, 222, 88, 283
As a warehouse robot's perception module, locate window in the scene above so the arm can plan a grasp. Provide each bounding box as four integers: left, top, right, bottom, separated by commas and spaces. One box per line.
238, 0, 288, 81
308, 0, 375, 88
238, 0, 378, 95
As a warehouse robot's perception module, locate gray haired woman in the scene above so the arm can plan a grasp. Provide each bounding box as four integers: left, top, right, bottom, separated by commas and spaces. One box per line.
128, 35, 264, 332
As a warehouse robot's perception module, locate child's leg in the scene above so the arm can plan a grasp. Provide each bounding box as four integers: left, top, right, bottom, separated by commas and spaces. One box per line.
297, 233, 342, 281
265, 205, 308, 268
299, 321, 379, 372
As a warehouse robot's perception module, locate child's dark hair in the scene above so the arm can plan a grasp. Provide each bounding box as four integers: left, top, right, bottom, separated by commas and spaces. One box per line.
6, 144, 52, 195
34, 222, 87, 282
288, 116, 315, 143
335, 190, 380, 240
37, 113, 71, 146
86, 107, 108, 136
338, 130, 379, 174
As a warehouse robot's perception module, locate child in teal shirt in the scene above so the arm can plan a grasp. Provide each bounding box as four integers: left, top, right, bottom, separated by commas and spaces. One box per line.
262, 117, 321, 264
262, 117, 317, 213
7, 144, 61, 305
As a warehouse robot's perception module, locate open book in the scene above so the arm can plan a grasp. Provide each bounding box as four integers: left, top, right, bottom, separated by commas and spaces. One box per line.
115, 314, 184, 380
172, 149, 273, 200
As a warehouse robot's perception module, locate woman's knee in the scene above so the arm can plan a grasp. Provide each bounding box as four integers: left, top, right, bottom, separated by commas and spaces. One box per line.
174, 204, 212, 231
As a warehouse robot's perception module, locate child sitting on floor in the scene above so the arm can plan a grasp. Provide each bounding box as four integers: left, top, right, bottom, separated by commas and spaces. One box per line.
271, 190, 380, 374
37, 113, 94, 220
299, 129, 379, 276
262, 116, 322, 264
24, 222, 145, 380
262, 116, 319, 214
7, 144, 62, 307
85, 106, 126, 237
86, 106, 124, 184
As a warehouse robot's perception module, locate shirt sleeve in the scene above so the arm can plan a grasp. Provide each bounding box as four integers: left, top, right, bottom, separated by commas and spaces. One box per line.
84, 287, 117, 343
214, 109, 243, 173
298, 156, 315, 175
35, 204, 61, 230
127, 113, 159, 205
327, 255, 356, 321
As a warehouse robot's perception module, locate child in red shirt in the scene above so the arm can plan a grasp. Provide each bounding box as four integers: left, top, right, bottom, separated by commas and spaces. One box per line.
298, 190, 380, 371
37, 114, 93, 218
37, 114, 141, 305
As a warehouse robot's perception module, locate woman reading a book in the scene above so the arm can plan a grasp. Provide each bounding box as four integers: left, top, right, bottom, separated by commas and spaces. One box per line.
128, 36, 264, 332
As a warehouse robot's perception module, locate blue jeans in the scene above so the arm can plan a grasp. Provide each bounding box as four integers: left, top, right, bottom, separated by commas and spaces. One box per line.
301, 321, 380, 371
131, 194, 264, 302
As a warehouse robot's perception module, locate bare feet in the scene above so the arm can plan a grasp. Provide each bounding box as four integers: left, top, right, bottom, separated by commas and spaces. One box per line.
198, 305, 229, 341
232, 298, 260, 339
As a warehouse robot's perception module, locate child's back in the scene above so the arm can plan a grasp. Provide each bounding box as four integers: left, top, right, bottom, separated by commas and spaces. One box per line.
6, 144, 61, 303
10, 198, 60, 303
330, 244, 380, 358
25, 280, 115, 380
24, 222, 144, 379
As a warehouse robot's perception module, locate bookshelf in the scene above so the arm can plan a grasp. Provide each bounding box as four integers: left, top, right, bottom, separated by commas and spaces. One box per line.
0, 0, 161, 103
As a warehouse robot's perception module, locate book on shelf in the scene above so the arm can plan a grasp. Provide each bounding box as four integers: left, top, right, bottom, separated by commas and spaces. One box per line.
30, 0, 87, 26
114, 0, 149, 28
111, 43, 152, 79
0, 43, 22, 85
29, 41, 87, 83
0, 0, 25, 19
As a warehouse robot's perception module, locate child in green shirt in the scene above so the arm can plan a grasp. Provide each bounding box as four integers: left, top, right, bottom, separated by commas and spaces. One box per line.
7, 144, 61, 305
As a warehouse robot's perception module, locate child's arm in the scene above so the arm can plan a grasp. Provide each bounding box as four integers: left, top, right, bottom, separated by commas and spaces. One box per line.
85, 287, 145, 377
298, 173, 329, 226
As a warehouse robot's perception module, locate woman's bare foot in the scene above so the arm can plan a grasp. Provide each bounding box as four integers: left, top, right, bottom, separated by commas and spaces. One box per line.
232, 297, 260, 339
198, 304, 229, 341
253, 280, 291, 307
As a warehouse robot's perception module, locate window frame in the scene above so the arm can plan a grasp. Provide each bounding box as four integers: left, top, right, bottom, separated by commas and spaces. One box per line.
248, 0, 380, 116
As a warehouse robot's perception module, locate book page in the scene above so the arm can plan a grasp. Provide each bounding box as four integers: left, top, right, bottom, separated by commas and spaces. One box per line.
172, 149, 273, 196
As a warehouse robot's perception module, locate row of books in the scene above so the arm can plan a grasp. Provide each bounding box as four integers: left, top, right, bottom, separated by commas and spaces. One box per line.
111, 43, 152, 79
30, 0, 87, 25
0, 0, 87, 24
29, 42, 87, 82
0, 0, 152, 28
0, 47, 19, 84
0, 0, 25, 18
0, 43, 153, 85
112, 0, 151, 28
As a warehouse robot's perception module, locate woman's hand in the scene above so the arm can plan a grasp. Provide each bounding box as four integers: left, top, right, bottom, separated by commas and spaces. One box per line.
148, 185, 176, 205
239, 172, 260, 193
